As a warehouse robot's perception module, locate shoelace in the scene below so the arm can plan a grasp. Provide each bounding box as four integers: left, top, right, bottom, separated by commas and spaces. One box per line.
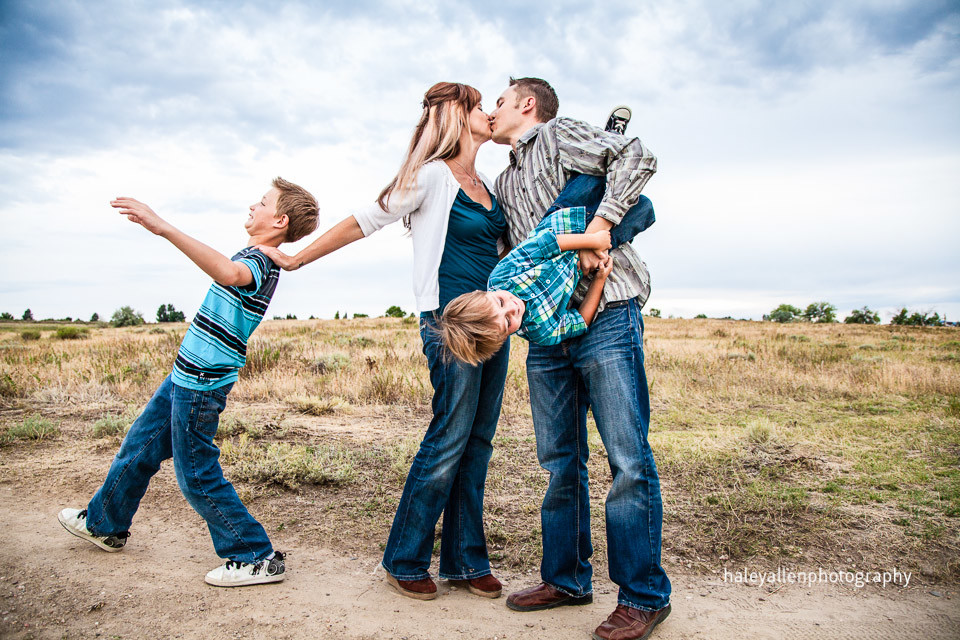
225, 560, 264, 571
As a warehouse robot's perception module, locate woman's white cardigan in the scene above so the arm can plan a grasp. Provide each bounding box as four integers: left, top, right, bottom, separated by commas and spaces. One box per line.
353, 160, 498, 313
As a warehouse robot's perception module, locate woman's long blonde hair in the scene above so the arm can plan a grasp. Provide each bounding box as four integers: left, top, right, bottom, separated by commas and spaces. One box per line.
377, 82, 482, 223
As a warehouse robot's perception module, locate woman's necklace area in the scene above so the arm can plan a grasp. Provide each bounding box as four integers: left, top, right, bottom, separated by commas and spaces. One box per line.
451, 159, 479, 187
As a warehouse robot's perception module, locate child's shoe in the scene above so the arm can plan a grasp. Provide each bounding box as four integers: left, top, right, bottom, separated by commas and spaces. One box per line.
605, 106, 632, 135
205, 551, 285, 587
58, 508, 129, 552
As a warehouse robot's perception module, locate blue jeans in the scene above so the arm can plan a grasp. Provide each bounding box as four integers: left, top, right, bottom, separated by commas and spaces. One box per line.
381, 317, 509, 580
85, 374, 273, 563
548, 173, 655, 247
526, 300, 670, 610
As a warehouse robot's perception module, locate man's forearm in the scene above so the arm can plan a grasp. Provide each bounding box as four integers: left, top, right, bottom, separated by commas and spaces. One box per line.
161, 226, 251, 287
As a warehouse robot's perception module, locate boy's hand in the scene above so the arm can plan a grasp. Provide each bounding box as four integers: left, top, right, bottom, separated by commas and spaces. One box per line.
578, 248, 608, 274
596, 254, 614, 280
587, 229, 612, 251
256, 245, 300, 271
111, 197, 171, 236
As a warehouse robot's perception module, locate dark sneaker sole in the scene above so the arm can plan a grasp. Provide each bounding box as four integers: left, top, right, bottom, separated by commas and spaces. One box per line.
384, 573, 437, 600
57, 512, 124, 553
506, 592, 593, 612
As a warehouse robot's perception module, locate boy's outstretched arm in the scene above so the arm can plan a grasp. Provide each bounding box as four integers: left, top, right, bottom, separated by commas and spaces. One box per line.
578, 254, 614, 327
556, 229, 611, 253
112, 197, 252, 287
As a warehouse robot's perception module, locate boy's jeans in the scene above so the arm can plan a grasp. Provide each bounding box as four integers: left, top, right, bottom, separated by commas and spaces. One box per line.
381, 316, 509, 581
85, 374, 273, 563
525, 300, 671, 611
547, 172, 655, 247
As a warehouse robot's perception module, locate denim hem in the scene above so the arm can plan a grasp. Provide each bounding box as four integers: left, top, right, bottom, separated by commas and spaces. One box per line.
548, 581, 592, 598
438, 569, 490, 581
616, 597, 670, 612
382, 562, 431, 582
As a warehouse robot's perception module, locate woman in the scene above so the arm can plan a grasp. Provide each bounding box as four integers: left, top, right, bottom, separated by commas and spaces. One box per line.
260, 82, 509, 600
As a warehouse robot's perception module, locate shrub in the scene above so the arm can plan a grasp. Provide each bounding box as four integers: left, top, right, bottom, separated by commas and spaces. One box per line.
286, 395, 351, 416
2, 414, 59, 444
767, 304, 802, 323
0, 312, 13, 320
55, 326, 89, 340
111, 306, 145, 327
695, 313, 708, 319
384, 305, 406, 318
844, 307, 880, 325
312, 353, 350, 374
22, 309, 33, 321
0, 373, 20, 398
92, 414, 129, 438
156, 304, 186, 323
90, 312, 100, 322
353, 313, 369, 318
648, 308, 661, 318
220, 436, 358, 488
20, 329, 41, 341
803, 302, 837, 323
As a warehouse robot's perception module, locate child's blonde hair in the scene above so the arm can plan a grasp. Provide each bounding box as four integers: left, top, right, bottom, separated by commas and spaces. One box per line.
438, 291, 507, 366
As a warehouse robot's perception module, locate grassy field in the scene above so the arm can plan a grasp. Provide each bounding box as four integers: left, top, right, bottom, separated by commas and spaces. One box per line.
1, 317, 958, 582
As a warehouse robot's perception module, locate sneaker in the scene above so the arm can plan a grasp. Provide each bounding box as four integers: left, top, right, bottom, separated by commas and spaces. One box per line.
605, 105, 632, 135
58, 508, 129, 552
205, 551, 285, 587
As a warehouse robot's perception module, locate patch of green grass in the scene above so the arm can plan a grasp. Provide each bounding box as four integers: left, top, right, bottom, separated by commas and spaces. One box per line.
2, 414, 59, 444
220, 436, 359, 489
91, 413, 130, 438
54, 326, 89, 340
20, 329, 41, 341
286, 394, 351, 416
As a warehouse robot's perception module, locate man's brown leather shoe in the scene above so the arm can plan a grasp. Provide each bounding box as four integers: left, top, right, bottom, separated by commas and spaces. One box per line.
505, 582, 593, 612
384, 573, 438, 600
592, 604, 671, 640
466, 574, 502, 598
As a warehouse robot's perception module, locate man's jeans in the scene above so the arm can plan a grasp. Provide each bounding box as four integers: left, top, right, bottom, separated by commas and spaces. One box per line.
526, 300, 671, 610
548, 172, 655, 247
381, 316, 509, 581
85, 375, 273, 563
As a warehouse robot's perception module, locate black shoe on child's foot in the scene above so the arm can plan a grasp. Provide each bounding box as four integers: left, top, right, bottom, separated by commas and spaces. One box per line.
605, 105, 632, 135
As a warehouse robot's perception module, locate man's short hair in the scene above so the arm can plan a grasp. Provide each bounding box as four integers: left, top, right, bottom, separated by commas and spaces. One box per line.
273, 176, 319, 243
509, 76, 559, 122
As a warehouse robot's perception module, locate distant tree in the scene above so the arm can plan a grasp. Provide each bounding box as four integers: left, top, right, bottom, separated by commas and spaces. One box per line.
353, 313, 369, 318
384, 305, 406, 318
22, 309, 33, 321
695, 313, 707, 319
90, 312, 100, 323
890, 307, 910, 325
648, 308, 661, 318
908, 311, 943, 327
803, 301, 837, 323
157, 304, 185, 323
111, 306, 145, 327
285, 313, 297, 320
844, 307, 880, 325
767, 304, 802, 323
334, 311, 340, 320
0, 312, 13, 320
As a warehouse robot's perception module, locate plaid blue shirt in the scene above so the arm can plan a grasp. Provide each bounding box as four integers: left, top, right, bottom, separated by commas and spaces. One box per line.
488, 207, 588, 346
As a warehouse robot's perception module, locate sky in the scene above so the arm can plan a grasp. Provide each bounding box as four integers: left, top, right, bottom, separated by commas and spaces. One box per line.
1, 0, 958, 323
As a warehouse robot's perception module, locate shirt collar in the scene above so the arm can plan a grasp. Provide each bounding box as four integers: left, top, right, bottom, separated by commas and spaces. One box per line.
509, 122, 545, 168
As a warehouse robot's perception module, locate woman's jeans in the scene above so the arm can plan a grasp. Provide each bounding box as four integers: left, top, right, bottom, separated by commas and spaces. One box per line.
525, 300, 671, 611
85, 375, 273, 563
548, 172, 655, 247
381, 316, 510, 581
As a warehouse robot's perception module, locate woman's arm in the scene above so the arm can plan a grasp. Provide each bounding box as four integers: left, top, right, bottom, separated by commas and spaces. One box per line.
258, 215, 364, 271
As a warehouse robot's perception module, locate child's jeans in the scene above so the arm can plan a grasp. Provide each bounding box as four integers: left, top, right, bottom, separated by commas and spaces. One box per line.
547, 173, 655, 248
85, 374, 273, 563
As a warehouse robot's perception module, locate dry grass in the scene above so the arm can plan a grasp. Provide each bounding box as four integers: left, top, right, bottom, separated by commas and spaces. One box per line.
1, 318, 958, 581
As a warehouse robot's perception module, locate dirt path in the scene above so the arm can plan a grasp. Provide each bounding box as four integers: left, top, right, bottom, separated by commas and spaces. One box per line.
0, 470, 957, 640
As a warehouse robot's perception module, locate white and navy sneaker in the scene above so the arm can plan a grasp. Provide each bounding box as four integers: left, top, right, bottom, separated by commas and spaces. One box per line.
605, 105, 632, 135
58, 508, 129, 552
205, 551, 285, 587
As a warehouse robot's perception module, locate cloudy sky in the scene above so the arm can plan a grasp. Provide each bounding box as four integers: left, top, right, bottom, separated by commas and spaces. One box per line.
2, 0, 958, 323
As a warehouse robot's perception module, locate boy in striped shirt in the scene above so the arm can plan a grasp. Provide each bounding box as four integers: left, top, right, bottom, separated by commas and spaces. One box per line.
58, 177, 318, 587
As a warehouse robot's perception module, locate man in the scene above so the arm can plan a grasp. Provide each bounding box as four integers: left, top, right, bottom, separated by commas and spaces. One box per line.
489, 77, 671, 640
